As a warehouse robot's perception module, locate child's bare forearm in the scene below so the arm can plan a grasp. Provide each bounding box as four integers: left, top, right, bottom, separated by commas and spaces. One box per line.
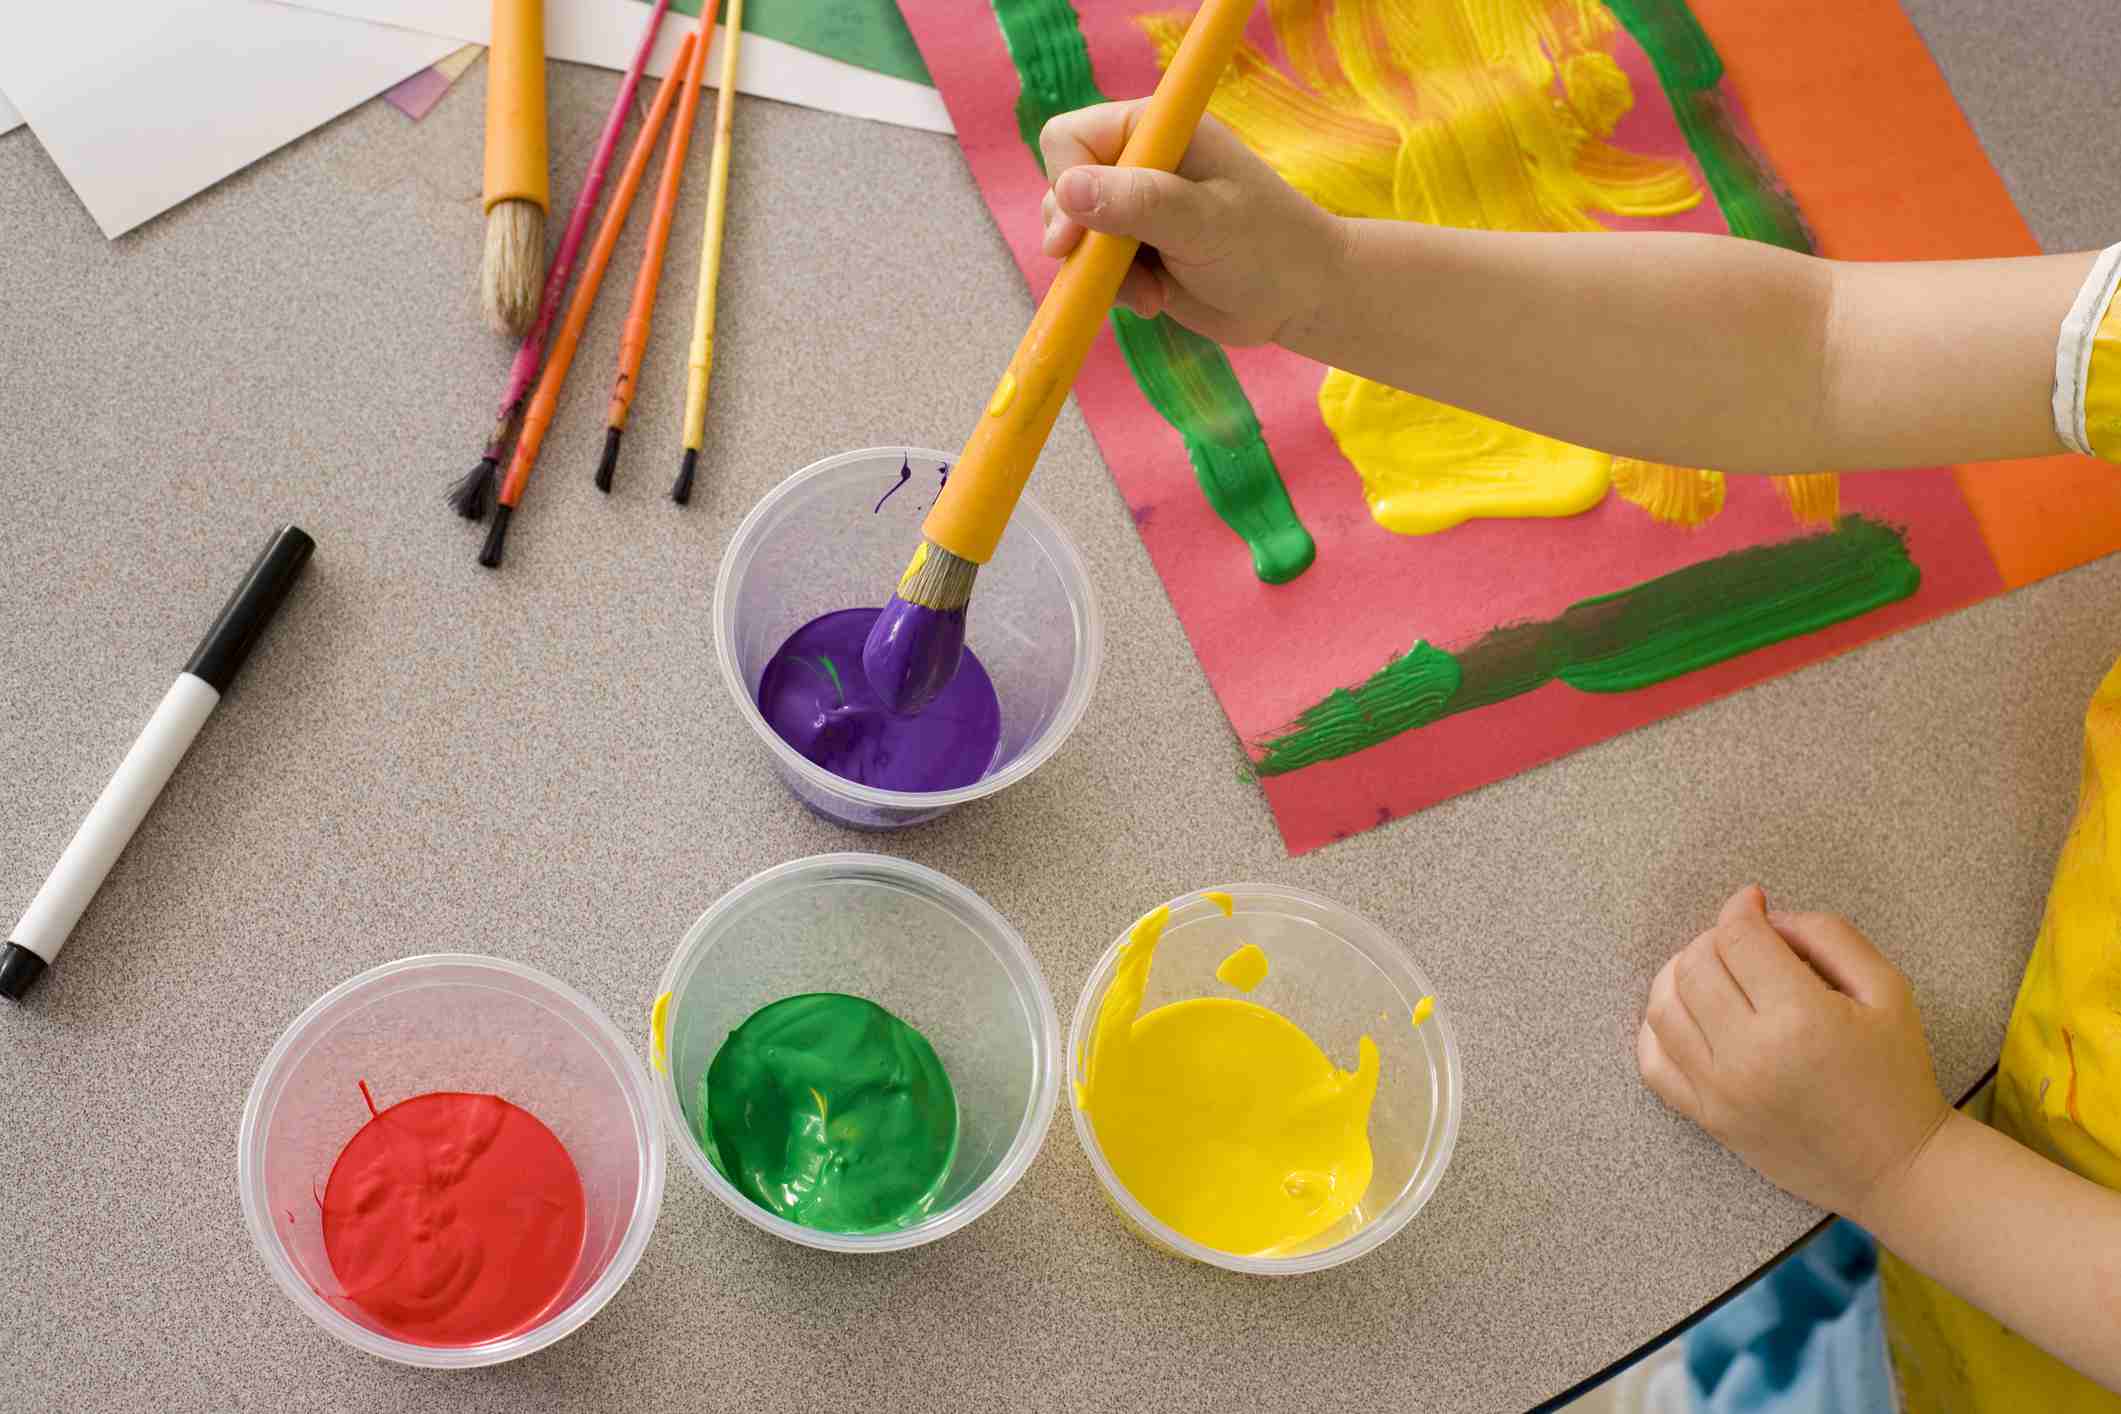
1867, 1110, 2121, 1392
1280, 221, 2092, 475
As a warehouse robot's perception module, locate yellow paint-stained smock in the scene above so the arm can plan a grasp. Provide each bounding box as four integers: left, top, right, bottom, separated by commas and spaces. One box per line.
1077, 904, 1380, 1256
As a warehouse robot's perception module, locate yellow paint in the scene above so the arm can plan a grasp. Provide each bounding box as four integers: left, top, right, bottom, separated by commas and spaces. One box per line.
1411, 995, 1435, 1028
1321, 373, 1611, 533
1773, 472, 1841, 526
1611, 458, 1726, 527
1078, 903, 1380, 1256
987, 370, 1018, 416
896, 540, 929, 593
1215, 943, 1270, 993
1203, 889, 1234, 917
650, 990, 672, 1073
1142, 0, 1706, 536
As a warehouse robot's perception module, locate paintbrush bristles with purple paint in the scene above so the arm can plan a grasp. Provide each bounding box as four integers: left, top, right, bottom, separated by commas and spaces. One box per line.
448, 0, 674, 520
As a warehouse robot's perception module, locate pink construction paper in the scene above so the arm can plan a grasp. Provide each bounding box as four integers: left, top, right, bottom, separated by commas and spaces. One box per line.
383, 65, 454, 119
906, 3, 2006, 853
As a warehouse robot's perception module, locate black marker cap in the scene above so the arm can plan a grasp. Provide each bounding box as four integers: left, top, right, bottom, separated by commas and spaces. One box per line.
183, 525, 315, 693
0, 944, 45, 1002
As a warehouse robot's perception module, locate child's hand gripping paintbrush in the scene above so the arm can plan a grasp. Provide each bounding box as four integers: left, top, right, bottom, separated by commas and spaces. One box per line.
860, 0, 1257, 715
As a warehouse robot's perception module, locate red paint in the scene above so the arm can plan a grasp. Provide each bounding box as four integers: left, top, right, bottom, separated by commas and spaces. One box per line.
321, 1091, 586, 1346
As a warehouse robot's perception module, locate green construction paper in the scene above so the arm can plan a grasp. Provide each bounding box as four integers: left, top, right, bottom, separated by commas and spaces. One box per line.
657, 0, 932, 86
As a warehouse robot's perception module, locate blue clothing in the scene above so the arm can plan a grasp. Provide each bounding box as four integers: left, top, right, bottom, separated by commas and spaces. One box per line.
1684, 1222, 1895, 1412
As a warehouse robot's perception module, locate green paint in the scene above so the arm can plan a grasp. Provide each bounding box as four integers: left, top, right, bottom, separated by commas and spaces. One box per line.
1255, 641, 1461, 776
652, 0, 931, 86
990, 0, 1315, 583
1600, 0, 1813, 252
1112, 311, 1317, 582
1254, 517, 1920, 774
1555, 514, 1920, 691
817, 654, 846, 704
702, 993, 959, 1234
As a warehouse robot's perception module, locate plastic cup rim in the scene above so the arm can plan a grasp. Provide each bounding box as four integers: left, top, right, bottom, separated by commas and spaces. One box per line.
652, 851, 1063, 1253
1066, 883, 1464, 1276
712, 444, 1104, 811
234, 952, 668, 1368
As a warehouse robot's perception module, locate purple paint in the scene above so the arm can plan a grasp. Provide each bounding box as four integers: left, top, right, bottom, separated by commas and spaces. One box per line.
761, 608, 997, 792
861, 596, 967, 717
874, 456, 913, 513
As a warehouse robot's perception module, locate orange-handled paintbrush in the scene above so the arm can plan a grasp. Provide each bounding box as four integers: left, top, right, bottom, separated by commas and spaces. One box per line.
594, 18, 710, 493
479, 31, 699, 569
860, 0, 1257, 712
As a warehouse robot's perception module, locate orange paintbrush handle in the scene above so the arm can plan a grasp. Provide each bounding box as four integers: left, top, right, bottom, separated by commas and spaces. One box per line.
608, 30, 709, 430
920, 0, 1255, 566
500, 32, 697, 506
484, 0, 549, 214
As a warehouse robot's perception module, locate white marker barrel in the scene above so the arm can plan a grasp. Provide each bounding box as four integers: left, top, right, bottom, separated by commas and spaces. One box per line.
8, 674, 219, 961
1, 524, 313, 1002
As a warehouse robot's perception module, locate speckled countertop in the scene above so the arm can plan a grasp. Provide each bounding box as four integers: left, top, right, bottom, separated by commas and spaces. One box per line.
2, 3, 2117, 1409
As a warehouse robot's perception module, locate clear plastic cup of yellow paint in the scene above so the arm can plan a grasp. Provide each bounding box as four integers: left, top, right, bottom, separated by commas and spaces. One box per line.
652, 853, 1062, 1252
713, 446, 1102, 830
235, 955, 666, 1367
1069, 884, 1463, 1275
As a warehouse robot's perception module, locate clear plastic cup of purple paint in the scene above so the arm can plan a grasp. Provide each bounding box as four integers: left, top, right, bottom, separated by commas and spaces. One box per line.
714, 446, 1102, 830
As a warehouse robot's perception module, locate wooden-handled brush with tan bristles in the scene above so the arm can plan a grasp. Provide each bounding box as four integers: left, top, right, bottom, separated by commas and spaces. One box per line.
859, 0, 1257, 715
481, 0, 550, 337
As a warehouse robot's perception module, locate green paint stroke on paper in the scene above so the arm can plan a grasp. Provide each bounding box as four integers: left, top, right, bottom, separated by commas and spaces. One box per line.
1256, 641, 1462, 776
1254, 516, 1920, 775
1600, 0, 1813, 251
991, 0, 1316, 583
655, 0, 932, 86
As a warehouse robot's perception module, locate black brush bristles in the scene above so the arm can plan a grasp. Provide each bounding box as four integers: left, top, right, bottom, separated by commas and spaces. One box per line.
478, 503, 514, 569
671, 447, 700, 505
446, 456, 498, 521
594, 426, 623, 493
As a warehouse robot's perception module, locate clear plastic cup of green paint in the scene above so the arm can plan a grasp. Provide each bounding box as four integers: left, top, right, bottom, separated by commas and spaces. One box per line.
236, 955, 666, 1367
1068, 884, 1463, 1276
652, 853, 1062, 1252
713, 445, 1102, 830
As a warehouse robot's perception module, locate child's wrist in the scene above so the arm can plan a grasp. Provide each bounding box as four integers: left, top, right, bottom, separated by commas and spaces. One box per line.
1854, 1104, 1966, 1247
1277, 213, 1357, 357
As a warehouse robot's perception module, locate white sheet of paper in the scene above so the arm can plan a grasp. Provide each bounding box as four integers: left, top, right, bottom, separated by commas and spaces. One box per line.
0, 88, 22, 136
0, 1, 456, 237
267, 0, 954, 134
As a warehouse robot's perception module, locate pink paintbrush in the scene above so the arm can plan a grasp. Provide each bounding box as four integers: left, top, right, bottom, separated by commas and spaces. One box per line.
448, 0, 675, 520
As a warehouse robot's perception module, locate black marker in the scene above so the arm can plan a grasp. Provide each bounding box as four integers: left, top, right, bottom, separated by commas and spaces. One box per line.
1, 526, 314, 1001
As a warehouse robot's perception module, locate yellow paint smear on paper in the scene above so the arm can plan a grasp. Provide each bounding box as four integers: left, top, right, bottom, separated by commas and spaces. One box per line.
1774, 472, 1841, 526
1612, 458, 1726, 527
1322, 374, 1610, 533
1078, 903, 1380, 1256
1216, 943, 1270, 992
1142, 0, 1705, 536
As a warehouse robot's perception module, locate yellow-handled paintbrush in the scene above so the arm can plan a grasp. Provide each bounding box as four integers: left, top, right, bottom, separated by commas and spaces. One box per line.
860, 0, 1256, 714
671, 0, 746, 505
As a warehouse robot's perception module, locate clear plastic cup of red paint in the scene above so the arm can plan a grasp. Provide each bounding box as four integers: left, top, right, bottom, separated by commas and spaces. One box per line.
714, 446, 1102, 830
236, 955, 665, 1367
1068, 884, 1463, 1276
651, 853, 1061, 1252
